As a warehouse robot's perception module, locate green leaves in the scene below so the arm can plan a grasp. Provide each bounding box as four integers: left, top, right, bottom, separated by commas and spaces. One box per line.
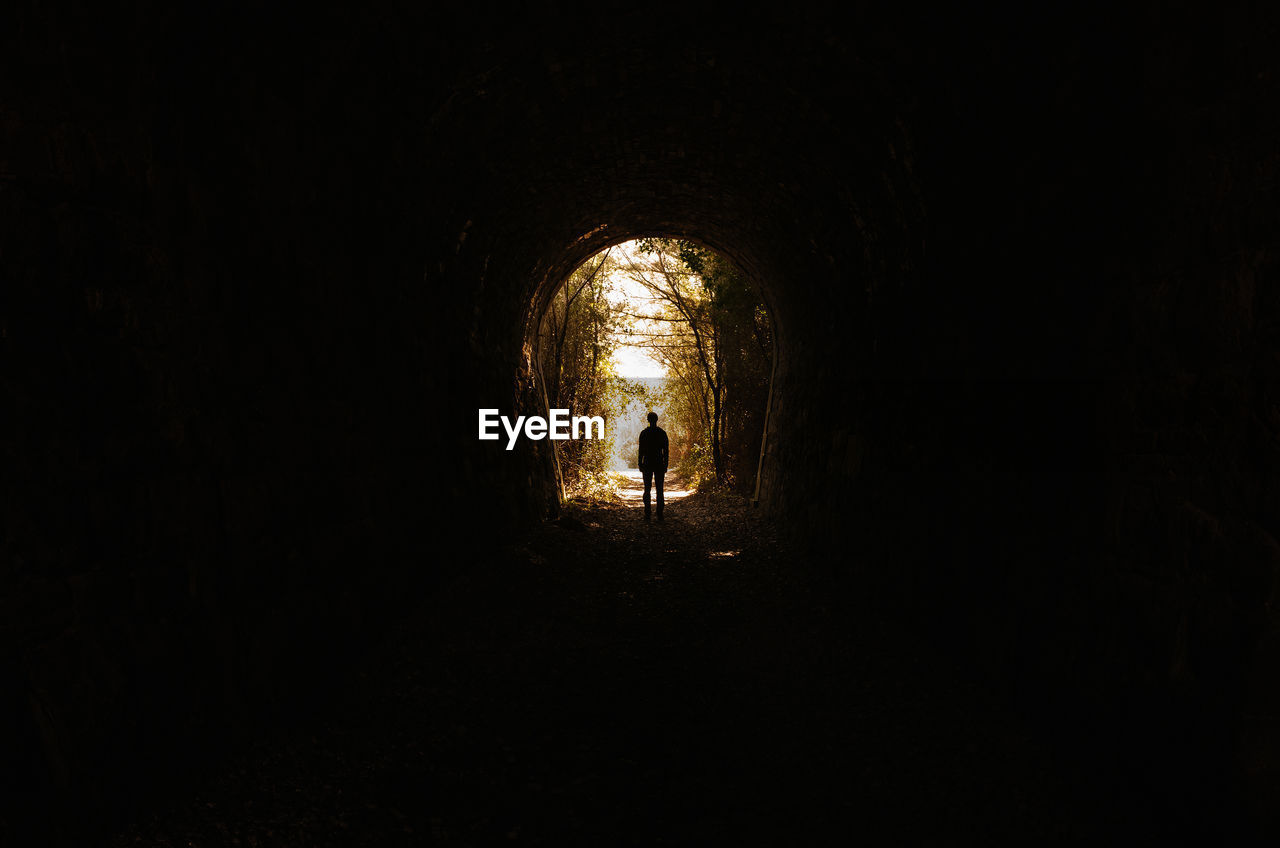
539, 237, 771, 497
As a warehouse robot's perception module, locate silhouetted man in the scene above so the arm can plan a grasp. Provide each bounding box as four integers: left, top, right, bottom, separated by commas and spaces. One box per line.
638, 411, 669, 521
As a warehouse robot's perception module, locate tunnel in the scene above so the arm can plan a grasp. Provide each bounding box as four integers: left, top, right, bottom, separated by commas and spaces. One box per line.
4, 2, 1280, 843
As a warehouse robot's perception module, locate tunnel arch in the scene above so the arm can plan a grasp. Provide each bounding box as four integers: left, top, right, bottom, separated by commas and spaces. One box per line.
425, 9, 925, 513
431, 28, 925, 528
450, 143, 922, 525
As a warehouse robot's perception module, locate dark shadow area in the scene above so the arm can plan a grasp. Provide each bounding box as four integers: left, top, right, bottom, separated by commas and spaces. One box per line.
3, 2, 1279, 844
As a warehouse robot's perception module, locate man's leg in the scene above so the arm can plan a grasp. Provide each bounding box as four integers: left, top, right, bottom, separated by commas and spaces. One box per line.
642, 469, 652, 517
656, 472, 664, 517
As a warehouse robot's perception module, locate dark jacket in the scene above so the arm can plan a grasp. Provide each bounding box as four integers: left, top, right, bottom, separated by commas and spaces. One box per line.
638, 425, 669, 473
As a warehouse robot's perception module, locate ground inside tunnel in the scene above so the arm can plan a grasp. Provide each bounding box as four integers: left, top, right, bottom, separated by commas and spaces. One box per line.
99, 487, 1226, 846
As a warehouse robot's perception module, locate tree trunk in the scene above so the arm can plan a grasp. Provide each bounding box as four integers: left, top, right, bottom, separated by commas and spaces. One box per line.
710, 388, 724, 481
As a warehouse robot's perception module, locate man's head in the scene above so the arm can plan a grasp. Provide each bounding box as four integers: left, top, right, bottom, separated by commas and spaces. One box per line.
647, 411, 658, 425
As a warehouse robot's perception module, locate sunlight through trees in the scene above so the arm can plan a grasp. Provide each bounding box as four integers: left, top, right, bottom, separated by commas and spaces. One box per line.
537, 239, 771, 498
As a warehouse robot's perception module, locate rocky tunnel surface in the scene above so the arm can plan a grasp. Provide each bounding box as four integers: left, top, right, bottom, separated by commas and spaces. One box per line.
3, 3, 1280, 842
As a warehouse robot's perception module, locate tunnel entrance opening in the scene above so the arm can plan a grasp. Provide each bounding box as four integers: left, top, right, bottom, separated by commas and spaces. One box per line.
531, 237, 774, 510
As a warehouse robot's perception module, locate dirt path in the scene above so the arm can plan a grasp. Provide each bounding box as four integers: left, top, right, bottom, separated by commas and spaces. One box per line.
111, 489, 1082, 846
611, 467, 693, 511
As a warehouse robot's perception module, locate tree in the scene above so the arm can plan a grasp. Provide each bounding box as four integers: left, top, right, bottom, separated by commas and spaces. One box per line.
536, 249, 649, 497
622, 239, 771, 488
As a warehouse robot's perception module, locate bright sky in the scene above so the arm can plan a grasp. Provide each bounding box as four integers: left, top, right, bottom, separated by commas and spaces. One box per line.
604, 241, 669, 379
613, 341, 665, 378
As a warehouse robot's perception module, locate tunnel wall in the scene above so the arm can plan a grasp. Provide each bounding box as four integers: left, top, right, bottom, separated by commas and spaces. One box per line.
1, 3, 444, 832
1079, 8, 1280, 811
3, 1, 1279, 837
875, 7, 1280, 824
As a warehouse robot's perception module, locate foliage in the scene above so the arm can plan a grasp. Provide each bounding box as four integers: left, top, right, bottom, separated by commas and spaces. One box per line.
676, 441, 717, 490
570, 467, 628, 503
623, 239, 772, 491
537, 249, 635, 497
539, 238, 771, 498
